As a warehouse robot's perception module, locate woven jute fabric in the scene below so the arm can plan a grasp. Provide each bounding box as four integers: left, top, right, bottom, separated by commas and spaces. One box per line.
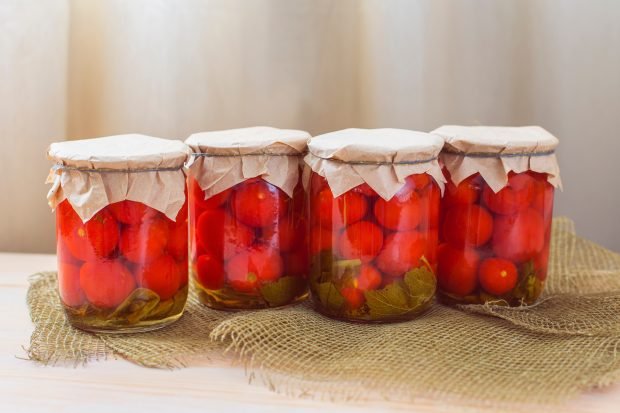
26, 217, 620, 407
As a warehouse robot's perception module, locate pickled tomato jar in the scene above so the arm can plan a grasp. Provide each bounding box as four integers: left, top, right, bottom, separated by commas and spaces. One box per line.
185, 127, 311, 310
305, 129, 445, 322
47, 135, 191, 332
432, 126, 561, 306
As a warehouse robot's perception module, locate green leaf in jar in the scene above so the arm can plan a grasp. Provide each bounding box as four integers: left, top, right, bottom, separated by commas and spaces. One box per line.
260, 276, 307, 307
365, 264, 436, 319
314, 281, 345, 312
108, 288, 161, 324
513, 260, 543, 304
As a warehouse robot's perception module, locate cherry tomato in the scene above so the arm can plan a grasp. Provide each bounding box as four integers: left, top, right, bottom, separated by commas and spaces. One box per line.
64, 207, 120, 261
437, 244, 480, 296
310, 225, 333, 256
478, 258, 518, 296
482, 172, 534, 215
196, 209, 255, 259
492, 208, 544, 263
230, 179, 288, 228
80, 260, 136, 309
120, 217, 169, 263
340, 287, 365, 310
373, 186, 421, 231
417, 183, 440, 230
196, 253, 226, 290
226, 245, 284, 292
167, 219, 188, 261
442, 204, 493, 247
109, 200, 158, 225
421, 228, 439, 265
407, 173, 431, 191
351, 183, 378, 197
135, 254, 184, 301
337, 221, 384, 262
314, 187, 368, 229
260, 216, 306, 253
531, 177, 554, 218
58, 261, 86, 307
375, 231, 425, 277
355, 264, 382, 291
190, 177, 232, 210
445, 175, 482, 205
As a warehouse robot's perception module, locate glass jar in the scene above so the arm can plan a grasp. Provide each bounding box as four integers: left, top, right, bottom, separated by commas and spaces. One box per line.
433, 126, 561, 306
305, 129, 444, 322
186, 127, 310, 310
48, 135, 191, 332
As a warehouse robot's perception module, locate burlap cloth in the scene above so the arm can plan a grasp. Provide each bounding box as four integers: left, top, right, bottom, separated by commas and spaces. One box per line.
26, 218, 620, 408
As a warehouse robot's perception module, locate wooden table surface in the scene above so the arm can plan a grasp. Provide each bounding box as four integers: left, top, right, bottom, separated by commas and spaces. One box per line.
2, 252, 620, 413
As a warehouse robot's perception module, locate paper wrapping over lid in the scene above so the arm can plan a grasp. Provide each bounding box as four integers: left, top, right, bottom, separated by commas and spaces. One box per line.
305, 128, 445, 200
47, 134, 191, 222
185, 126, 311, 199
432, 125, 562, 193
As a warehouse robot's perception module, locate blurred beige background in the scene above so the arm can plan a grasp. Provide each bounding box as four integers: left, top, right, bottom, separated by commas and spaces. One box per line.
1, 0, 619, 253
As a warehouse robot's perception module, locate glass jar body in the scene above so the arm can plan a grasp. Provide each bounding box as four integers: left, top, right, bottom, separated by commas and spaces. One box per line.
56, 199, 189, 333
308, 172, 438, 323
438, 170, 554, 305
189, 176, 309, 310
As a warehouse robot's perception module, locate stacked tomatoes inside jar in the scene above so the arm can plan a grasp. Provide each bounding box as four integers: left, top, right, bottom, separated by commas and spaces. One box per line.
185, 127, 310, 310
305, 129, 445, 322
48, 135, 191, 332
433, 126, 560, 305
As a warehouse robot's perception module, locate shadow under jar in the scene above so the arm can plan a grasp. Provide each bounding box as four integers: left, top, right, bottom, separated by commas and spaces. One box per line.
305, 129, 445, 323
47, 134, 191, 333
185, 127, 311, 310
433, 125, 561, 306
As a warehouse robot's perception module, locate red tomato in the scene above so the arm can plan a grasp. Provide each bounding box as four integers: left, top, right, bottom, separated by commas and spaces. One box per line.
196, 253, 226, 290
314, 187, 368, 229
196, 209, 255, 259
57, 236, 82, 265
373, 186, 421, 231
407, 173, 432, 192
445, 175, 482, 205
437, 244, 480, 296
80, 260, 136, 309
109, 200, 158, 225
282, 249, 309, 278
417, 183, 440, 230
135, 254, 184, 301
225, 245, 284, 292
482, 172, 535, 215
288, 179, 307, 218
260, 216, 306, 253
340, 287, 365, 310
351, 183, 378, 197
492, 208, 545, 263
58, 261, 86, 307
355, 264, 382, 291
442, 205, 493, 247
64, 207, 120, 261
167, 219, 188, 261
531, 178, 554, 218
230, 179, 288, 228
375, 231, 425, 277
174, 196, 188, 224
421, 228, 439, 265
120, 218, 169, 263
310, 225, 333, 256
478, 258, 518, 296
190, 177, 232, 210
337, 221, 383, 262
310, 172, 328, 194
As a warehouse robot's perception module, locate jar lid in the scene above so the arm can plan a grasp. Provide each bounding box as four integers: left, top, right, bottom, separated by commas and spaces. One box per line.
305, 129, 445, 200
47, 134, 190, 223
48, 134, 190, 170
432, 125, 561, 192
186, 126, 309, 156
432, 125, 559, 156
308, 128, 444, 164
